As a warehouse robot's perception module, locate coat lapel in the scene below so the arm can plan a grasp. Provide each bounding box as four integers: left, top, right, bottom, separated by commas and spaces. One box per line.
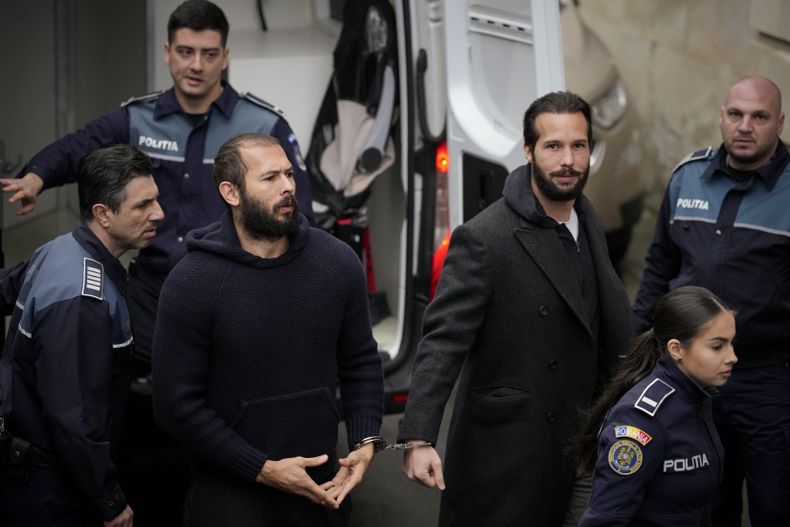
513, 223, 593, 335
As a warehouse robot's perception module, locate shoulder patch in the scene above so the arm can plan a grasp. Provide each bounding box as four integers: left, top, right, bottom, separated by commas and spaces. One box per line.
121, 90, 165, 107
614, 425, 653, 446
81, 258, 104, 300
240, 92, 286, 117
672, 146, 713, 173
635, 378, 675, 416
608, 439, 643, 476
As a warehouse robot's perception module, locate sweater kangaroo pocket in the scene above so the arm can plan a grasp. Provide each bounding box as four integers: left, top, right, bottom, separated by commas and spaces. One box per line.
230, 387, 341, 460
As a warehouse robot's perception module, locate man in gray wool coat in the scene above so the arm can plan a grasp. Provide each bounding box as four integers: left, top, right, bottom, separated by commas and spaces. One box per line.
398, 91, 633, 526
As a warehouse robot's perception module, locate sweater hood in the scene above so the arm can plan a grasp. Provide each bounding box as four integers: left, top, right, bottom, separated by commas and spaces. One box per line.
186, 210, 311, 268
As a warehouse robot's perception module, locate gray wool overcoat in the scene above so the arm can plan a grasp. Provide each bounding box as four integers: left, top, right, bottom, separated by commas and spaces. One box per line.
399, 165, 633, 526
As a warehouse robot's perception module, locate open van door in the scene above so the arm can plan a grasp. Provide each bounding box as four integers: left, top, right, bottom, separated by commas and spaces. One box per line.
410, 0, 565, 305
442, 0, 565, 228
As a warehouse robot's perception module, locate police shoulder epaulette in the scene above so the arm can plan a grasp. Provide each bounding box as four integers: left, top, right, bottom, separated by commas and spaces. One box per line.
81, 257, 104, 301
121, 89, 165, 107
240, 92, 286, 117
634, 378, 675, 417
672, 146, 713, 173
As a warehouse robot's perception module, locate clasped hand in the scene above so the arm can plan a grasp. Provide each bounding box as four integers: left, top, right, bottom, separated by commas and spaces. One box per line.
256, 443, 375, 509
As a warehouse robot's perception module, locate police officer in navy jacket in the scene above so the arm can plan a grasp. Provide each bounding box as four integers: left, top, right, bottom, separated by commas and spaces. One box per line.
633, 76, 790, 525
577, 286, 737, 527
0, 145, 163, 526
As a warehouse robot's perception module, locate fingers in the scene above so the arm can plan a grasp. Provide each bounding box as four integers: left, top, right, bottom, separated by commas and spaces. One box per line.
403, 447, 445, 490
3, 173, 42, 215
17, 199, 36, 216
335, 471, 363, 505
300, 454, 329, 468
301, 481, 339, 509
433, 463, 446, 491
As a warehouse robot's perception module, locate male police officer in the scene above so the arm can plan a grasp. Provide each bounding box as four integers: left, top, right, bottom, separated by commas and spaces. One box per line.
634, 75, 790, 525
0, 145, 163, 527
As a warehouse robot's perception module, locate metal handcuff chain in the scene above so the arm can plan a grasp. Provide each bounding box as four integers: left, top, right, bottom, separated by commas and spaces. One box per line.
351, 436, 433, 453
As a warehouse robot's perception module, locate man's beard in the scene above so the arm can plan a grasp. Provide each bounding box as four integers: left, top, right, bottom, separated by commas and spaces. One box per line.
240, 191, 300, 241
531, 161, 589, 202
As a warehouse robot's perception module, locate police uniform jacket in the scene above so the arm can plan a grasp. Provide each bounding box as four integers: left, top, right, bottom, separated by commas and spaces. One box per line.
19, 82, 314, 275
0, 224, 132, 521
580, 358, 724, 526
633, 143, 790, 367
398, 165, 633, 526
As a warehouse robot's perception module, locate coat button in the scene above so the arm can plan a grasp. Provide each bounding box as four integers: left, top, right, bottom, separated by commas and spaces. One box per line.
546, 413, 557, 423
548, 360, 558, 370
538, 305, 549, 317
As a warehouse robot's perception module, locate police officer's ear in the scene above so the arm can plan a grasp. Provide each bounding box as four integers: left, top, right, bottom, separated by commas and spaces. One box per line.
91, 203, 114, 228
218, 180, 241, 208
666, 338, 684, 364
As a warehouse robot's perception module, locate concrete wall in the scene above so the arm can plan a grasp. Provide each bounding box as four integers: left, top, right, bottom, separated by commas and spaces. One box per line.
0, 0, 146, 266
578, 0, 790, 198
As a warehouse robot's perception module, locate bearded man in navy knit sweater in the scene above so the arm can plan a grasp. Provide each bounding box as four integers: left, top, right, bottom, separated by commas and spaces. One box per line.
151, 133, 383, 526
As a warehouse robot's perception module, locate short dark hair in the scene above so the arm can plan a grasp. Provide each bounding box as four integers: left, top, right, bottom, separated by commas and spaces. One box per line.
78, 145, 152, 221
522, 91, 593, 153
168, 0, 229, 47
214, 133, 282, 191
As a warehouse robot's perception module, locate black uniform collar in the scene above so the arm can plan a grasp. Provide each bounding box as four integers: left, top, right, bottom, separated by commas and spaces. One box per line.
154, 80, 238, 120
72, 223, 129, 295
655, 357, 716, 402
703, 141, 790, 191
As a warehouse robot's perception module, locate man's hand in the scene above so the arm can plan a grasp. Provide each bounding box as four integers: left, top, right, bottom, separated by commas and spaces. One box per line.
104, 505, 133, 527
256, 454, 338, 509
321, 443, 375, 505
403, 444, 445, 490
0, 172, 44, 215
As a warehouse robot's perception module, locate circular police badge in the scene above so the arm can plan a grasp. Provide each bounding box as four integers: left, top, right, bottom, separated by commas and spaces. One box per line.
608, 439, 643, 475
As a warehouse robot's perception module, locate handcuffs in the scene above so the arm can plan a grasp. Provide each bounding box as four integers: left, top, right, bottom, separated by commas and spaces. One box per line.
351, 436, 433, 453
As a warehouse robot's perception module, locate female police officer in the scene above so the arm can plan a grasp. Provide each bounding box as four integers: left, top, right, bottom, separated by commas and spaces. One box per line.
577, 286, 737, 526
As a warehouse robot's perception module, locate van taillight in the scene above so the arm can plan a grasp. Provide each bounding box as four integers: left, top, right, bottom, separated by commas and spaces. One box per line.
431, 142, 451, 299
435, 142, 449, 173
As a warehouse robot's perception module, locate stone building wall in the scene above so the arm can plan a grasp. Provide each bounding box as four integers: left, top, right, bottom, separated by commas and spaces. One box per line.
579, 0, 790, 197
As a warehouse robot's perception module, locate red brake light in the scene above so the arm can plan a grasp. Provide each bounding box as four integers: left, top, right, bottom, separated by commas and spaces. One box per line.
435, 142, 449, 173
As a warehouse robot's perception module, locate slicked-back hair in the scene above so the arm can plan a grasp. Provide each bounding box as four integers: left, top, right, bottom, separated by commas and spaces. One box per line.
522, 91, 593, 153
78, 145, 152, 221
168, 0, 229, 47
213, 133, 282, 192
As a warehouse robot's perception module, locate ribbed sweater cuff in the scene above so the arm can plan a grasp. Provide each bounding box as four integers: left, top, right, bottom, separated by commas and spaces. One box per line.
345, 415, 383, 449
232, 443, 268, 482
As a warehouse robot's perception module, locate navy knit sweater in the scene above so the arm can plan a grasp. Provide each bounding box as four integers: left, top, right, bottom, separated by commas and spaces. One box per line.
152, 212, 383, 484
